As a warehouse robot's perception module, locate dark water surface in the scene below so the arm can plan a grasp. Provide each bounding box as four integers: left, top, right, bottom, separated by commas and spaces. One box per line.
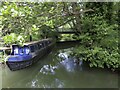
1, 42, 119, 88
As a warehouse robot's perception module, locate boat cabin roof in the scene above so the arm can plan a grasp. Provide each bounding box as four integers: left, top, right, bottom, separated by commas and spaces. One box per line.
12, 38, 52, 47
24, 38, 52, 46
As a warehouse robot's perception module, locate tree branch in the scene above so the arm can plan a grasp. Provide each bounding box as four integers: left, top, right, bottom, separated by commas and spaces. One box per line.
53, 18, 75, 29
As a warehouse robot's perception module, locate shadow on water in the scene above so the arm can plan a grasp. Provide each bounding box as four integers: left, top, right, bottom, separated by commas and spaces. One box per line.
2, 41, 119, 88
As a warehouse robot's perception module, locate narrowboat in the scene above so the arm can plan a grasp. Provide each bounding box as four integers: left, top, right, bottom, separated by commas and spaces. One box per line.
6, 38, 55, 71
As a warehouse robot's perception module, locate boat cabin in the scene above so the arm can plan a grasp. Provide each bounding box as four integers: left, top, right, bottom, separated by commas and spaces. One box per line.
11, 39, 52, 56
11, 45, 30, 55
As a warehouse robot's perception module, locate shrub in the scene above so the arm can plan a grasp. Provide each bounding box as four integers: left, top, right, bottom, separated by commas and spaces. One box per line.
72, 16, 119, 71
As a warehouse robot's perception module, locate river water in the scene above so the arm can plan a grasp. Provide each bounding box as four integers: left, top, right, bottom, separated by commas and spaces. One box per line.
1, 42, 119, 88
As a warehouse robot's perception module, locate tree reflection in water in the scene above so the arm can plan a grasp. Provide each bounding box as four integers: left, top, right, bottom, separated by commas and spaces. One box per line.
40, 64, 58, 75
27, 77, 64, 88
58, 52, 83, 72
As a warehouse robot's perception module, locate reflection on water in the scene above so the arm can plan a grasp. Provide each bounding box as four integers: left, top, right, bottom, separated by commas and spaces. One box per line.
2, 43, 119, 88
40, 64, 57, 75
26, 77, 64, 88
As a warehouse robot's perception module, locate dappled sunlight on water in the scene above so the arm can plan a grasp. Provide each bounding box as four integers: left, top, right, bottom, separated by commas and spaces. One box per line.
40, 64, 58, 75
26, 77, 65, 88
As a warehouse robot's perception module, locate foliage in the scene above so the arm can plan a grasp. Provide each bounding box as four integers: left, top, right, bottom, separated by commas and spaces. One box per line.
3, 33, 25, 46
60, 34, 76, 41
72, 16, 119, 70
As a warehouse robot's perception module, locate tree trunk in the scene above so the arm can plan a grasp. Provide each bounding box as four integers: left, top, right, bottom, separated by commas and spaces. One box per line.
71, 2, 82, 34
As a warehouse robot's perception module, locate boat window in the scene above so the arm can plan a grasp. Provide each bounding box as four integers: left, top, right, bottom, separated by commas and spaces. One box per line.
37, 44, 41, 49
46, 41, 49, 45
43, 42, 45, 47
39, 43, 43, 48
24, 46, 30, 55
33, 44, 37, 51
47, 41, 49, 44
30, 45, 35, 52
19, 48, 24, 55
45, 41, 47, 46
48, 41, 51, 44
14, 47, 19, 55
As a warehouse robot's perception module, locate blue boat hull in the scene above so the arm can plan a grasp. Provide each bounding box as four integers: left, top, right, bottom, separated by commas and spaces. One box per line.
8, 55, 32, 62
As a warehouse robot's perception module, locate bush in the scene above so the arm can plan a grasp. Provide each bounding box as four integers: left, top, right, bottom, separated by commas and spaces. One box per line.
72, 16, 119, 71
3, 33, 25, 46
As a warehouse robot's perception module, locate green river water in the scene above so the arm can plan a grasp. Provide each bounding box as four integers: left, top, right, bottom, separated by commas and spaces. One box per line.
1, 42, 119, 88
